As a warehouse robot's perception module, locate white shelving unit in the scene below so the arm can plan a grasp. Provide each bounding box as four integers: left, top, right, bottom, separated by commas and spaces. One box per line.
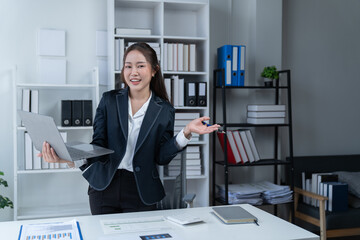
107, 0, 210, 207
12, 67, 100, 220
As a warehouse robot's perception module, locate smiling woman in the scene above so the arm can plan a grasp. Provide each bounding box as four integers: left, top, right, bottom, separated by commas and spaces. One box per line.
39, 42, 219, 215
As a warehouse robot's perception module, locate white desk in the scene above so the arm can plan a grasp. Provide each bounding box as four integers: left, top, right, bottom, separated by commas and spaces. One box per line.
0, 204, 318, 240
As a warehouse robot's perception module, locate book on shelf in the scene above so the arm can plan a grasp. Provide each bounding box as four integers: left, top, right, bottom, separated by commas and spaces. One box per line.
301, 172, 312, 204
172, 75, 179, 106
175, 112, 199, 126
115, 28, 151, 35
232, 131, 248, 163
226, 131, 243, 164
245, 130, 260, 161
317, 173, 338, 207
238, 130, 255, 163
164, 78, 171, 101
189, 44, 196, 71
212, 206, 258, 225
164, 43, 196, 72
247, 111, 285, 118
24, 132, 33, 170
169, 159, 201, 166
324, 182, 348, 212
247, 117, 285, 124
167, 43, 173, 71
247, 104, 286, 112
216, 131, 238, 164
183, 44, 189, 71
217, 130, 261, 164
30, 90, 39, 114
310, 172, 338, 206
178, 78, 184, 107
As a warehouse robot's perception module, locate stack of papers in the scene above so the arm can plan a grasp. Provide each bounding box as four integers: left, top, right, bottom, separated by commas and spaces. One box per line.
259, 181, 293, 204
217, 181, 293, 205
216, 183, 263, 205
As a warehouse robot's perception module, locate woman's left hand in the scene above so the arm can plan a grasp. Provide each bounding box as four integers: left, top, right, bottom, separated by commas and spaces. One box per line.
183, 116, 220, 139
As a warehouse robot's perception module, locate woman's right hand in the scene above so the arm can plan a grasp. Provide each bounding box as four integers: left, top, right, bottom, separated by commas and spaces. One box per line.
38, 142, 75, 168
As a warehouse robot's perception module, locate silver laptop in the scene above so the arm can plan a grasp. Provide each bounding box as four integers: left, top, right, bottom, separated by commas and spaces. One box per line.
18, 111, 114, 161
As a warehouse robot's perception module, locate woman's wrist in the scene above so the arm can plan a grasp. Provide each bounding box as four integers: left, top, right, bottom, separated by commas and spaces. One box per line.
183, 125, 192, 139
67, 162, 75, 169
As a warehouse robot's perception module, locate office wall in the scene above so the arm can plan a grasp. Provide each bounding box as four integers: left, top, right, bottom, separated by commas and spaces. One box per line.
0, 0, 106, 222
282, 0, 360, 156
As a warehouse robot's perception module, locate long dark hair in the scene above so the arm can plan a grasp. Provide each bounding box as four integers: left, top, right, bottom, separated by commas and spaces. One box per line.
121, 42, 170, 102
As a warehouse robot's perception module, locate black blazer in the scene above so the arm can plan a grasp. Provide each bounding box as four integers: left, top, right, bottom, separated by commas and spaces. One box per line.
80, 88, 182, 205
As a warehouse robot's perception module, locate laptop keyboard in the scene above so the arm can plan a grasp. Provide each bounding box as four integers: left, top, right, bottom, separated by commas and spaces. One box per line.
67, 146, 94, 159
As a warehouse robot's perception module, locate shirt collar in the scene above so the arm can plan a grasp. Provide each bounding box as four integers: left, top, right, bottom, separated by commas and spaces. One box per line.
128, 91, 152, 119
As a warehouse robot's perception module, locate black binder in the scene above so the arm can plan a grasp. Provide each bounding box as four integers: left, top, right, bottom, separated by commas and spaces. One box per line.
197, 82, 207, 106
61, 100, 72, 127
185, 82, 196, 106
71, 100, 83, 126
82, 100, 93, 126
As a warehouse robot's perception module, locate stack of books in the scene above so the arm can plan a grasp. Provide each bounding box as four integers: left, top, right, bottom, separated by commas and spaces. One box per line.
302, 172, 348, 212
174, 112, 200, 142
163, 43, 196, 72
217, 130, 260, 164
165, 146, 202, 177
247, 104, 286, 124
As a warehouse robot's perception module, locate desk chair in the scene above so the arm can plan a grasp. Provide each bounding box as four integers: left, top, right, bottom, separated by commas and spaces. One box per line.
159, 150, 196, 210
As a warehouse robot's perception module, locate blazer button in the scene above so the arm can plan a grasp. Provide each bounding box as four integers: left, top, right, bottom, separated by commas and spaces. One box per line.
135, 166, 141, 172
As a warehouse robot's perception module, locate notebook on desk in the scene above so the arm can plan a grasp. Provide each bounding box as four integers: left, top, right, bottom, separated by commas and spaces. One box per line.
212, 206, 258, 225
18, 111, 114, 162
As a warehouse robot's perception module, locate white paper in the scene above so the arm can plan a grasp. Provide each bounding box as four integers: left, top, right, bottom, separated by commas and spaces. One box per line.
97, 59, 108, 85
39, 58, 66, 84
96, 30, 108, 56
18, 219, 82, 240
98, 231, 179, 240
37, 29, 66, 56
100, 216, 171, 235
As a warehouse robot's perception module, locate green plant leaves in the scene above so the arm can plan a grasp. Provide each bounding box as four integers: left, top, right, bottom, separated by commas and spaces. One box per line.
0, 195, 14, 209
0, 171, 13, 209
261, 66, 279, 79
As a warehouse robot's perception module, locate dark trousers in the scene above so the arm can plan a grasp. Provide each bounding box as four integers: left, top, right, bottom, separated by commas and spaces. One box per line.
88, 169, 157, 215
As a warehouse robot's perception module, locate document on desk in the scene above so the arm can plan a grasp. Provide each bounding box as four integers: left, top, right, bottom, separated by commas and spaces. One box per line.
100, 216, 171, 235
18, 219, 83, 240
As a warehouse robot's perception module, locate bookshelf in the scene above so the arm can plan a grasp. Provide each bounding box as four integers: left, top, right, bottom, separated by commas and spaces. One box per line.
107, 0, 210, 207
212, 69, 294, 217
12, 67, 100, 220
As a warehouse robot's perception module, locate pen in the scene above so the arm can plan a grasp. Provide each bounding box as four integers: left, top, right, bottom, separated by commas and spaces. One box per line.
201, 121, 225, 133
201, 121, 212, 127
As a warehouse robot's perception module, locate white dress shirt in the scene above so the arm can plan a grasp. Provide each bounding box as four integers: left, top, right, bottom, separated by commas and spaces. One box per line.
118, 92, 190, 171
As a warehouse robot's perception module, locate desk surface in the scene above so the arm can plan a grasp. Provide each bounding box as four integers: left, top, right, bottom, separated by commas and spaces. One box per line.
0, 204, 318, 240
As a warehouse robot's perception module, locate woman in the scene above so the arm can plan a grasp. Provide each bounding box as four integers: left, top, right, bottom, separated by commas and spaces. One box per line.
40, 42, 219, 214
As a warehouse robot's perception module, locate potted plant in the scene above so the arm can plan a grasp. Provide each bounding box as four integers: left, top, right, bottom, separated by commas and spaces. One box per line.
0, 171, 13, 210
261, 66, 279, 87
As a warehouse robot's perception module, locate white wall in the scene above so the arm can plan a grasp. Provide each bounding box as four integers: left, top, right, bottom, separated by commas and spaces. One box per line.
282, 0, 360, 156
0, 0, 106, 221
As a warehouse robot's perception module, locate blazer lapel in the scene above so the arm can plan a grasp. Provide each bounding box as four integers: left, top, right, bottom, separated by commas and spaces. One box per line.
116, 88, 129, 140
135, 95, 163, 154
